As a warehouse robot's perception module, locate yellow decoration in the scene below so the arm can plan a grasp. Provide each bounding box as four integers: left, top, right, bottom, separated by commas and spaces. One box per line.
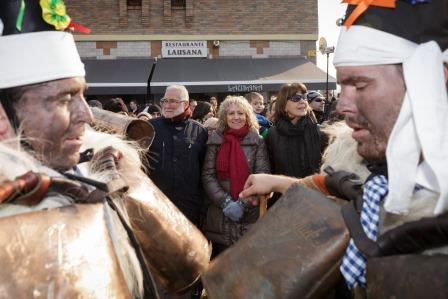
40, 0, 71, 30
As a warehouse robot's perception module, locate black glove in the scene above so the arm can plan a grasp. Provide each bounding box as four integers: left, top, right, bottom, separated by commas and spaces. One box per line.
324, 166, 363, 202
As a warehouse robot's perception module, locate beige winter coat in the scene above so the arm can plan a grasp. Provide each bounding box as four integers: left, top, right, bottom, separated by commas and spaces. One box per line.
202, 129, 270, 246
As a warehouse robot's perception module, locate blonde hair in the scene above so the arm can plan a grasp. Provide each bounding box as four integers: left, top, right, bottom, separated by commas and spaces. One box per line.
216, 96, 260, 132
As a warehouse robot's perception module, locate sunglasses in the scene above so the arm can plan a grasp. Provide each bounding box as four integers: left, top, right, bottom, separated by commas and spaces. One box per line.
288, 94, 307, 102
311, 98, 325, 103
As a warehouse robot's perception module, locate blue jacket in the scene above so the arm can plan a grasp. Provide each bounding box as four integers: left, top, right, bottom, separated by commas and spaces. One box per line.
147, 117, 208, 224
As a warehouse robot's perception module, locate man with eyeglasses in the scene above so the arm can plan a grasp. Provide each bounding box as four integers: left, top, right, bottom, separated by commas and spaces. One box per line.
307, 91, 326, 124
147, 85, 208, 226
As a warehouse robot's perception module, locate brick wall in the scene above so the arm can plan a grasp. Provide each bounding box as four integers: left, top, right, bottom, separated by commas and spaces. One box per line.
77, 40, 316, 62
66, 0, 317, 35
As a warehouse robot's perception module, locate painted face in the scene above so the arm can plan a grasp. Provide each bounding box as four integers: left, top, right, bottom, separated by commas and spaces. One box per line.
285, 92, 308, 120
226, 103, 247, 130
250, 98, 265, 114
161, 89, 188, 118
336, 64, 405, 162
309, 98, 325, 112
15, 77, 93, 170
0, 104, 14, 140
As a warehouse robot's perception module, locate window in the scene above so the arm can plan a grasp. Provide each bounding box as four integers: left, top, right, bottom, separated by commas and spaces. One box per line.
127, 0, 141, 8
171, 0, 185, 8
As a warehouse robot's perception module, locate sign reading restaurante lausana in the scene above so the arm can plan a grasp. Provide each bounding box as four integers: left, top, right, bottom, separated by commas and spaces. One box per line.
162, 41, 208, 58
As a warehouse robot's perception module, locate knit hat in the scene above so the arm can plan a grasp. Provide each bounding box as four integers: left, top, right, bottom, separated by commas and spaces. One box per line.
306, 91, 325, 102
0, 0, 89, 89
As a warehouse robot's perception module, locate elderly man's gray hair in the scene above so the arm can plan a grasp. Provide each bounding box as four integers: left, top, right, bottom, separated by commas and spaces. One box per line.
166, 85, 189, 102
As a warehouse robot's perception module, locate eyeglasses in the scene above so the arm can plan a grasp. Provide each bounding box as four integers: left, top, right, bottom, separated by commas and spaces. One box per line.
288, 94, 307, 102
160, 98, 186, 105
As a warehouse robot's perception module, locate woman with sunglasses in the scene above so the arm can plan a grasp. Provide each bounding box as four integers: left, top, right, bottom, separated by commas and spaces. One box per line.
266, 83, 323, 183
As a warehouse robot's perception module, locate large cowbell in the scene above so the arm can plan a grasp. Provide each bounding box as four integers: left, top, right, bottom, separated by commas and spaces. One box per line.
0, 204, 132, 298
202, 184, 350, 299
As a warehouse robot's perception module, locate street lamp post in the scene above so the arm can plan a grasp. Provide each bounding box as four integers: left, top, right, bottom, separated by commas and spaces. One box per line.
324, 46, 335, 102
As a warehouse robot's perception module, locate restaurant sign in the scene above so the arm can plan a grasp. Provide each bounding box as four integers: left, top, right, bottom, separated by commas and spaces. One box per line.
162, 41, 208, 58
227, 84, 263, 93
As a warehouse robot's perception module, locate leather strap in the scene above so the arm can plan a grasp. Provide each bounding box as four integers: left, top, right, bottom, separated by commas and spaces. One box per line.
377, 212, 448, 256
0, 171, 108, 206
341, 200, 381, 257
0, 171, 51, 206
343, 200, 448, 257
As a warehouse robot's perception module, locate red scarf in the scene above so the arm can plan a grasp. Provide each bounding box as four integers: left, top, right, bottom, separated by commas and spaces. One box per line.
216, 125, 250, 200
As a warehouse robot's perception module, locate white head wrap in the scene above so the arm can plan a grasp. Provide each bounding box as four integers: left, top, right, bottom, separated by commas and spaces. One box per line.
334, 25, 448, 215
0, 31, 84, 89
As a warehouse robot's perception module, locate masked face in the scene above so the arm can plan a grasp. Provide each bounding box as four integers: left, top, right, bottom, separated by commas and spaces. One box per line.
336, 64, 405, 162
14, 77, 93, 171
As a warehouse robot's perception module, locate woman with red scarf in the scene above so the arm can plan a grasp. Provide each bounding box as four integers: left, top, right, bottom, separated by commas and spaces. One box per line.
202, 96, 270, 255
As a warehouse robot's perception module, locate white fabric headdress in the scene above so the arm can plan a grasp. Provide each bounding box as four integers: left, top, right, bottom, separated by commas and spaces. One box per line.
334, 25, 448, 215
0, 31, 84, 89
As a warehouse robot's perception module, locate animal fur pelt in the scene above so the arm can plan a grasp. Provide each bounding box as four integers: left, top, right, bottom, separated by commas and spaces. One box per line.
320, 121, 371, 182
0, 126, 146, 298
0, 125, 211, 297
318, 122, 446, 254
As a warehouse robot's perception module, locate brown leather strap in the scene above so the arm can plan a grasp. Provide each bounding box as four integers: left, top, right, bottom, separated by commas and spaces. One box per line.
377, 212, 448, 256
0, 171, 107, 206
0, 171, 51, 205
341, 200, 380, 257
343, 199, 448, 257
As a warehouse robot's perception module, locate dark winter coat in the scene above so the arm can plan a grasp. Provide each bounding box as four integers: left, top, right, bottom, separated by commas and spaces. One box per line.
202, 129, 270, 246
147, 117, 208, 225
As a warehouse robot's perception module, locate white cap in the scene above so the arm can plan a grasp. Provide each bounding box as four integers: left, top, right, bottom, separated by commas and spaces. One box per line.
0, 30, 85, 89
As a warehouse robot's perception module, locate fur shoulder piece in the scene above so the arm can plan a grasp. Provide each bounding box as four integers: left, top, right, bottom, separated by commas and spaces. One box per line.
320, 121, 371, 182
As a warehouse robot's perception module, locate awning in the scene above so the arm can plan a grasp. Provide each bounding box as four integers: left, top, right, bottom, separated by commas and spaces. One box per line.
150, 57, 336, 93
83, 58, 154, 95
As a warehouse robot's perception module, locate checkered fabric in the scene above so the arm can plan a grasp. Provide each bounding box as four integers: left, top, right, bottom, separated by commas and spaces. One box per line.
340, 175, 389, 289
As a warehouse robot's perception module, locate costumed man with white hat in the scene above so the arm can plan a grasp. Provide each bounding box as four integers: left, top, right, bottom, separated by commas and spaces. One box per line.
236, 0, 448, 297
0, 1, 210, 298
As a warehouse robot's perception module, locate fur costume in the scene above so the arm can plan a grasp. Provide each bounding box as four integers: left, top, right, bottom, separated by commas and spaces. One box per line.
0, 126, 211, 298
0, 127, 145, 297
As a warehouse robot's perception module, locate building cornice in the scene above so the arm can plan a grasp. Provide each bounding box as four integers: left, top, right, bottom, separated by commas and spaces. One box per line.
74, 34, 318, 41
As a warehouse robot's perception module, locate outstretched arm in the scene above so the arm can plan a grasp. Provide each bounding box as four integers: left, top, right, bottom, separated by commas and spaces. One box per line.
239, 174, 300, 206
